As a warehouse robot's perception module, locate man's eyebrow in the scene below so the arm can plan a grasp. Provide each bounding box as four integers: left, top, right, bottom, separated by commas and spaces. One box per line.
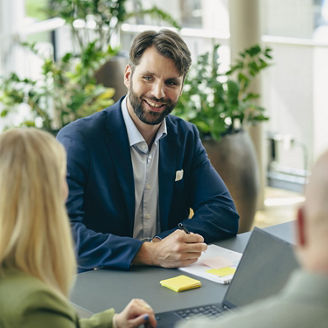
166, 77, 182, 84
166, 77, 181, 81
140, 70, 154, 75
140, 70, 182, 79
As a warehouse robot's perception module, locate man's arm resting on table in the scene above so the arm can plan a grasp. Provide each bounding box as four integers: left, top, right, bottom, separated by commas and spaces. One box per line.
72, 221, 143, 271
159, 125, 239, 243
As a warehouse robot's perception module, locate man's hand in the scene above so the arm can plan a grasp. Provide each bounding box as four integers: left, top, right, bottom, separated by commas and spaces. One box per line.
133, 229, 207, 268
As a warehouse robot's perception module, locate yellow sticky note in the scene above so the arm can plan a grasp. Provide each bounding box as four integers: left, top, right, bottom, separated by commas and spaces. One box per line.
160, 275, 201, 292
206, 267, 236, 277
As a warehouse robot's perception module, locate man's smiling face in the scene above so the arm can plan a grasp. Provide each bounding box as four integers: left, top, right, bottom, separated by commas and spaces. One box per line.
124, 46, 184, 125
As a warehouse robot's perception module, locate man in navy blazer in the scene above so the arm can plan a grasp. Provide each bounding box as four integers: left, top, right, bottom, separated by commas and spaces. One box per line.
57, 29, 239, 271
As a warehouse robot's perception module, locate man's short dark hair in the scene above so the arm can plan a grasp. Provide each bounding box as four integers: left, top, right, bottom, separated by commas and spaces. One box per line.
129, 29, 192, 77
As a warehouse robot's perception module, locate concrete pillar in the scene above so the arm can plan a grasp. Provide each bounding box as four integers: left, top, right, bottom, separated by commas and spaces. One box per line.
0, 0, 25, 131
228, 0, 265, 209
0, 0, 25, 74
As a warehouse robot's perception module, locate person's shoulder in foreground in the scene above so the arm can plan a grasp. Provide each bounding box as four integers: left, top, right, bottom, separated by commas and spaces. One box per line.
0, 128, 156, 328
177, 269, 328, 328
178, 149, 328, 328
0, 268, 114, 328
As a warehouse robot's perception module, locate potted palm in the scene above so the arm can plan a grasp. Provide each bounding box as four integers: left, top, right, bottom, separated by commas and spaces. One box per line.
174, 44, 273, 232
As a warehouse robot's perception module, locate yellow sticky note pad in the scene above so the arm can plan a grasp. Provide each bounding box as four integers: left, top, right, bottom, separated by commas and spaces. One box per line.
160, 275, 202, 292
206, 267, 236, 277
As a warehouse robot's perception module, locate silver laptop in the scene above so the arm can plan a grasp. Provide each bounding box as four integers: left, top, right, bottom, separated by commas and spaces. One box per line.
155, 227, 299, 327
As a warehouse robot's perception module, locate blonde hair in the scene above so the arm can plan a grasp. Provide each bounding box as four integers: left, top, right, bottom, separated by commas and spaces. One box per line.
0, 128, 76, 297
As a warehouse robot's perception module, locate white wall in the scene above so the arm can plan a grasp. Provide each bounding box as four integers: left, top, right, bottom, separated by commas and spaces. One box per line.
262, 42, 314, 169
263, 0, 314, 38
261, 0, 326, 170
313, 27, 328, 161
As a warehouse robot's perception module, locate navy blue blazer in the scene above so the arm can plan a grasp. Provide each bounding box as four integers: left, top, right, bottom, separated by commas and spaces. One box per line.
57, 98, 239, 271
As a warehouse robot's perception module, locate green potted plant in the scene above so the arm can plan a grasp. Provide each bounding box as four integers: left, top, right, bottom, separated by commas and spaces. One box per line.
0, 0, 179, 132
0, 42, 116, 133
174, 44, 273, 232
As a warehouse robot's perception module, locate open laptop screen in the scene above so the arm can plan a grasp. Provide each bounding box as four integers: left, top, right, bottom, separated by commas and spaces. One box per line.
223, 227, 299, 309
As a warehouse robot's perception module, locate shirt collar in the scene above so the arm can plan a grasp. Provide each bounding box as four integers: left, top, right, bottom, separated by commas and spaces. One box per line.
121, 96, 167, 147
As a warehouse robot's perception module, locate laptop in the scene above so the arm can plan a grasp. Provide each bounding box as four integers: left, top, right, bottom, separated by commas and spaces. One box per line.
155, 227, 299, 327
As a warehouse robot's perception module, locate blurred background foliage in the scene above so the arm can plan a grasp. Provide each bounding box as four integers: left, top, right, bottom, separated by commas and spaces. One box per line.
0, 0, 179, 133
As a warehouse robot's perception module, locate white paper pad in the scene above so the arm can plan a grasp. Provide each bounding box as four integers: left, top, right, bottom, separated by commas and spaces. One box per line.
179, 244, 242, 284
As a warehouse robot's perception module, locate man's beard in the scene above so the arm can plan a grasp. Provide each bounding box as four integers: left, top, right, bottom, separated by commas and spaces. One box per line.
128, 81, 176, 125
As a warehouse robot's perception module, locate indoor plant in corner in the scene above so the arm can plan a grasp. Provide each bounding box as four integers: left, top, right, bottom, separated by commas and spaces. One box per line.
174, 44, 273, 233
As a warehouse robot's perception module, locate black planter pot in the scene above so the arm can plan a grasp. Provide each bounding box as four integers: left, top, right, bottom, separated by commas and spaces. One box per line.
202, 130, 259, 233
95, 55, 129, 102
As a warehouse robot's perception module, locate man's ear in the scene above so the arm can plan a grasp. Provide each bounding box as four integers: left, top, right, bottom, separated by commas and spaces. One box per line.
296, 206, 306, 247
178, 85, 183, 97
124, 64, 132, 88
179, 76, 186, 97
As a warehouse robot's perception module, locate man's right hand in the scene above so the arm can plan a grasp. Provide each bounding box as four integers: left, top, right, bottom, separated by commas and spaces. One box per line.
133, 229, 207, 268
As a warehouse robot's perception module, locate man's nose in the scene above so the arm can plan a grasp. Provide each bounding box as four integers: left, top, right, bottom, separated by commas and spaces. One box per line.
152, 80, 165, 99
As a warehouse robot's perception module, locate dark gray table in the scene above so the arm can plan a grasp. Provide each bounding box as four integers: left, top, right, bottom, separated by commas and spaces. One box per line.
70, 221, 295, 315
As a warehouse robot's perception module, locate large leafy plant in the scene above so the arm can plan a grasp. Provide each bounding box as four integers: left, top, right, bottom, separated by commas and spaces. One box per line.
174, 44, 273, 141
0, 42, 115, 133
0, 0, 179, 133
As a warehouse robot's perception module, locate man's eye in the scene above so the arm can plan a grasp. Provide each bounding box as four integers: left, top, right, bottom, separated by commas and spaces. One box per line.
167, 80, 178, 86
143, 76, 152, 81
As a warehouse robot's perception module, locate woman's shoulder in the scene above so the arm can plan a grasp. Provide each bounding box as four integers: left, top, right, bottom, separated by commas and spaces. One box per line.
0, 268, 77, 327
0, 268, 66, 301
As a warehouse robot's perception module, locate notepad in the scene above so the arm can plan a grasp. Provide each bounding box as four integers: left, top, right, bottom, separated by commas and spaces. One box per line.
179, 244, 242, 284
160, 275, 201, 292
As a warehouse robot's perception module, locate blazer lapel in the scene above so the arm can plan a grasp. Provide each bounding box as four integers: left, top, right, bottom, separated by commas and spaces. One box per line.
104, 102, 135, 234
159, 119, 178, 230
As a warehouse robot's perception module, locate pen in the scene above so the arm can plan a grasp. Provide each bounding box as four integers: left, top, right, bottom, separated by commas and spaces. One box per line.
143, 314, 153, 328
178, 223, 190, 234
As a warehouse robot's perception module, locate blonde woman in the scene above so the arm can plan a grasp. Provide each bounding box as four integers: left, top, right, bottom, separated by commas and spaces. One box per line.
0, 128, 156, 328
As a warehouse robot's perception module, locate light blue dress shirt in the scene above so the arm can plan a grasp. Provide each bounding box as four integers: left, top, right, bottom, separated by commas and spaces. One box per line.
121, 97, 167, 240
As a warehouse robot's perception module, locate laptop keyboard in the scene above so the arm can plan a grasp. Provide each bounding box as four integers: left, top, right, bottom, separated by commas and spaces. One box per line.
176, 303, 223, 320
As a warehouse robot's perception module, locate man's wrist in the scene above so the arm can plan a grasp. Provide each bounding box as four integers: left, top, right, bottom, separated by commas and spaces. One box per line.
132, 241, 157, 266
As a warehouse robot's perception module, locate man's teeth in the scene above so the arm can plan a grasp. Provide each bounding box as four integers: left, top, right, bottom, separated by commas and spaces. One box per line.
146, 100, 163, 108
